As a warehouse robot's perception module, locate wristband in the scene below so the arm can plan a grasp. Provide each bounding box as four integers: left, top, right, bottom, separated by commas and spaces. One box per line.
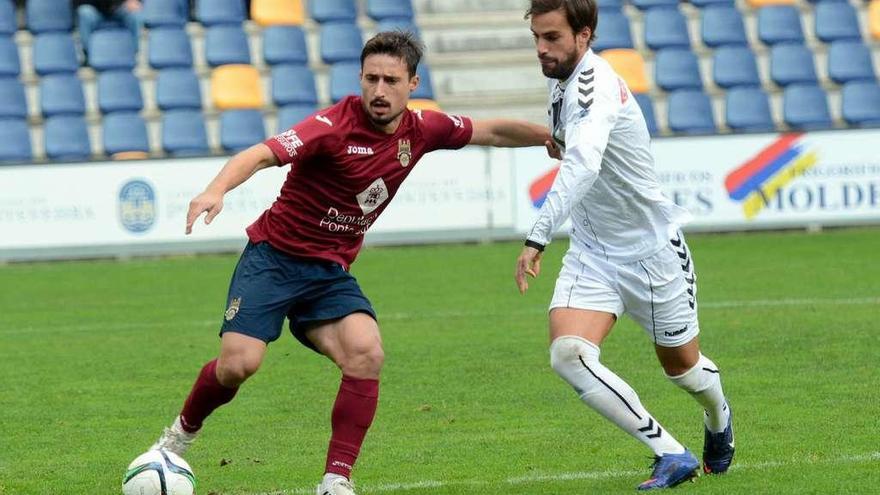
524, 239, 545, 252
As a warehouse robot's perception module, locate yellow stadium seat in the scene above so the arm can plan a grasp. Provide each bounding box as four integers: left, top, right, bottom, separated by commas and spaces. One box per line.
112, 151, 150, 160
407, 99, 442, 111
870, 0, 880, 40
600, 49, 650, 94
745, 0, 795, 7
211, 65, 264, 110
251, 0, 305, 26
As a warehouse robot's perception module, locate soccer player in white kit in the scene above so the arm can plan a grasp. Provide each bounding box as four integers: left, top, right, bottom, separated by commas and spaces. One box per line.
516, 1, 735, 490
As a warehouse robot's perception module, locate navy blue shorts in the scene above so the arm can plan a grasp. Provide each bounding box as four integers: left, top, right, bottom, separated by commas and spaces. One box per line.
220, 241, 376, 351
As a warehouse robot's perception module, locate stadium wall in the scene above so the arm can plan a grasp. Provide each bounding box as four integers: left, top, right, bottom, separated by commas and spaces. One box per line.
1, 129, 879, 262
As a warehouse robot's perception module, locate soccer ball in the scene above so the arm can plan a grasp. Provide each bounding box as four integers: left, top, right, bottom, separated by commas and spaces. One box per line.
122, 449, 195, 495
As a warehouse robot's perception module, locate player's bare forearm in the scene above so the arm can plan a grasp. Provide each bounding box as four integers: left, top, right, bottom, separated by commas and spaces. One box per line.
204, 143, 280, 195
470, 119, 551, 148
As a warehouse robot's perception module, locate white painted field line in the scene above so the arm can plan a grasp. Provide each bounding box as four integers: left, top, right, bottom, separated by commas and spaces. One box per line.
246, 451, 880, 495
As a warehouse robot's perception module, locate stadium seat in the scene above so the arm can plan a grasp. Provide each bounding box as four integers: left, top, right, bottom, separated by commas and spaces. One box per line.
783, 83, 832, 129
871, 0, 880, 41
827, 41, 877, 84
814, 1, 861, 43
644, 8, 691, 50
0, 36, 20, 76
841, 81, 880, 126
156, 68, 203, 110
309, 0, 357, 23
701, 6, 747, 48
0, 78, 26, 118
746, 0, 795, 6
271, 64, 317, 106
377, 17, 421, 37
26, 0, 73, 33
631, 0, 679, 10
320, 22, 363, 64
32, 33, 77, 75
667, 89, 716, 134
412, 63, 435, 100
44, 115, 91, 160
88, 29, 137, 71
162, 110, 210, 156
251, 0, 305, 26
0, 0, 16, 35
654, 48, 703, 91
0, 118, 31, 162
97, 70, 144, 114
103, 112, 150, 155
407, 99, 441, 111
276, 103, 318, 131
262, 26, 308, 66
712, 46, 760, 88
690, 0, 736, 7
592, 11, 634, 51
205, 25, 251, 66
211, 64, 264, 110
143, 0, 188, 27
770, 43, 817, 87
633, 93, 658, 136
725, 87, 775, 132
329, 62, 360, 102
366, 0, 414, 21
597, 0, 626, 9
40, 74, 86, 116
220, 109, 265, 152
148, 27, 193, 69
196, 0, 246, 26
601, 49, 649, 94
757, 6, 804, 45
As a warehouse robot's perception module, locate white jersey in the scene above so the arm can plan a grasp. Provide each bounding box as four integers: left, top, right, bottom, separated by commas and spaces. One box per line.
527, 49, 692, 262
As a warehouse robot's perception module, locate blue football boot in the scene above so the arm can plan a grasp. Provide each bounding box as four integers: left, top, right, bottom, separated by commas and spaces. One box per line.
637, 449, 699, 490
703, 404, 735, 474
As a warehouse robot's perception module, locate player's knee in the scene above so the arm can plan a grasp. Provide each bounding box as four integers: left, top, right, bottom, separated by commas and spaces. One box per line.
549, 335, 601, 385
341, 343, 385, 379
216, 355, 261, 387
667, 353, 719, 393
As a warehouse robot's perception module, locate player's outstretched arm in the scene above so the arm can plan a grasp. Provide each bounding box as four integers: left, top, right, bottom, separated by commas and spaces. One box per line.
185, 143, 280, 234
469, 119, 551, 148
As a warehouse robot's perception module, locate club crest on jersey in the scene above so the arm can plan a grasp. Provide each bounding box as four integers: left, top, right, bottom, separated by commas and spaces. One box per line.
356, 177, 389, 215
225, 297, 241, 321
397, 139, 412, 167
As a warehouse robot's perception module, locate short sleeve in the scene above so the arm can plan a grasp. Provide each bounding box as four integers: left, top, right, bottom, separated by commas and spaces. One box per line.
263, 113, 335, 166
417, 109, 474, 151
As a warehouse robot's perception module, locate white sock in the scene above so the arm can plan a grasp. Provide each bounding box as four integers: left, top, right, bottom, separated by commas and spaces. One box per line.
667, 353, 730, 433
550, 336, 686, 456
323, 473, 348, 483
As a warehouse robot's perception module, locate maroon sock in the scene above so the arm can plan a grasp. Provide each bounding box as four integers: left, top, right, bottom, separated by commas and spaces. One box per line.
324, 375, 380, 478
179, 359, 238, 433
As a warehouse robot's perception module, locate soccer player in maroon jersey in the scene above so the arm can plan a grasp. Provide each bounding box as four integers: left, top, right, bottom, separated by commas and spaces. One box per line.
148, 31, 554, 495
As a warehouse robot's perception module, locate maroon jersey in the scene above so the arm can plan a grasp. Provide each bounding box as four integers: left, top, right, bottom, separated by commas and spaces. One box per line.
249, 96, 474, 270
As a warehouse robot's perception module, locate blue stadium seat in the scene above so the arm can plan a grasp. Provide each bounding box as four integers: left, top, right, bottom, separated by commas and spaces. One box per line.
329, 62, 360, 102
320, 22, 363, 64
310, 0, 357, 23
592, 11, 634, 51
770, 43, 817, 87
783, 83, 832, 129
0, 0, 16, 35
89, 29, 137, 71
597, 0, 625, 10
32, 33, 77, 75
44, 115, 91, 160
701, 6, 747, 48
0, 36, 20, 76
271, 64, 317, 106
103, 112, 150, 154
814, 1, 861, 43
156, 68, 202, 110
196, 0, 245, 26
162, 110, 210, 156
376, 17, 421, 38
690, 0, 735, 7
277, 103, 318, 132
757, 6, 803, 45
841, 81, 880, 126
633, 93, 658, 136
412, 63, 435, 99
205, 25, 251, 66
262, 26, 308, 66
366, 0, 413, 21
631, 0, 679, 10
644, 8, 691, 50
220, 109, 265, 152
97, 70, 143, 114
40, 74, 86, 116
654, 48, 702, 91
725, 87, 775, 132
713, 46, 760, 88
0, 118, 31, 162
827, 40, 876, 84
667, 89, 716, 134
148, 27, 193, 69
143, 0, 189, 27
27, 0, 73, 33
0, 78, 26, 118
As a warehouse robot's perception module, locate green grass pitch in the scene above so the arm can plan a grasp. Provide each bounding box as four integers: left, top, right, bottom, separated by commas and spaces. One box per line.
1, 227, 878, 494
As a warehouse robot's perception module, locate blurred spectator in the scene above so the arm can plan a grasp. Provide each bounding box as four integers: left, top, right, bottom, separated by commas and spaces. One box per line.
76, 0, 144, 58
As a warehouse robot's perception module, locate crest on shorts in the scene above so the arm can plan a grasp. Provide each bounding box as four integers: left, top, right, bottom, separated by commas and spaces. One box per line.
225, 297, 241, 321
397, 139, 411, 167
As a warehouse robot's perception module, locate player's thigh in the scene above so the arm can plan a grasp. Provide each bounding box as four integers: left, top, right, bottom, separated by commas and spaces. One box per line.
654, 335, 701, 376
305, 312, 384, 377
216, 331, 268, 384
550, 308, 617, 346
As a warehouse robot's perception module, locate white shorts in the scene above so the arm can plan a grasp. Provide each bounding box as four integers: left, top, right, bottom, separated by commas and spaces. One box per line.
549, 230, 700, 347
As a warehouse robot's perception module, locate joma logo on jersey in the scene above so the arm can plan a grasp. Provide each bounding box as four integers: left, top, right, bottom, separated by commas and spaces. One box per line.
275, 130, 304, 156
347, 145, 375, 155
